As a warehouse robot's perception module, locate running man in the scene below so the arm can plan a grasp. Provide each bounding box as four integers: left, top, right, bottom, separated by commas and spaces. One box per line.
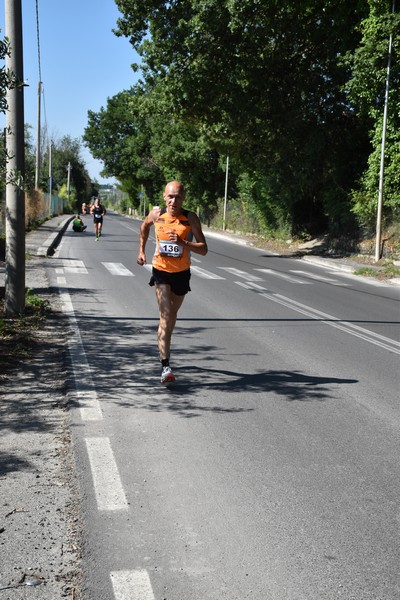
90, 197, 106, 240
137, 181, 208, 383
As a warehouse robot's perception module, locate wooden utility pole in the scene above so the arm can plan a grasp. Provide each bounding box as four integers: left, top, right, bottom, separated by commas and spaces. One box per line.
5, 0, 25, 316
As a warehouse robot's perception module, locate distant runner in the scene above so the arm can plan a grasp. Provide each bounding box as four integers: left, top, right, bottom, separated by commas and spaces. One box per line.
90, 197, 106, 240
137, 181, 208, 383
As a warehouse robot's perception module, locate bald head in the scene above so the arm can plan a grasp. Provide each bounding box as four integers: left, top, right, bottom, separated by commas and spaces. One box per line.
163, 181, 186, 216
164, 181, 185, 196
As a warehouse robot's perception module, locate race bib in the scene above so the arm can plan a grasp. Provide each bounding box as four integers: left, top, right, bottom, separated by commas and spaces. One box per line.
159, 242, 183, 258
95, 213, 102, 219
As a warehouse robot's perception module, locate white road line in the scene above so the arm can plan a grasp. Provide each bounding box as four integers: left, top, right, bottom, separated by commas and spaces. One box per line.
141, 263, 224, 279
326, 270, 393, 287
85, 438, 128, 511
102, 262, 134, 276
63, 258, 88, 274
57, 276, 66, 285
290, 269, 347, 285
110, 570, 155, 600
58, 290, 103, 421
63, 259, 86, 267
218, 267, 263, 281
191, 265, 225, 279
255, 268, 311, 284
236, 281, 400, 354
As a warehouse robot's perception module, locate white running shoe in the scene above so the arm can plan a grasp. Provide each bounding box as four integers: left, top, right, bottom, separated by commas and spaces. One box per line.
161, 366, 176, 384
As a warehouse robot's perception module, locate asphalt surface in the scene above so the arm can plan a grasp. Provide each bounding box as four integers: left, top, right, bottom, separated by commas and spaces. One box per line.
0, 214, 399, 599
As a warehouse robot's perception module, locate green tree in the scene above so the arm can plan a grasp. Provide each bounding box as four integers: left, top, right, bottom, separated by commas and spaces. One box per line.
40, 135, 92, 204
344, 0, 400, 230
84, 86, 226, 209
84, 88, 164, 204
114, 0, 371, 235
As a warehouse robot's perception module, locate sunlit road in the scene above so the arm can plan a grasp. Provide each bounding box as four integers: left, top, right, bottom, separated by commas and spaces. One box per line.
48, 211, 400, 600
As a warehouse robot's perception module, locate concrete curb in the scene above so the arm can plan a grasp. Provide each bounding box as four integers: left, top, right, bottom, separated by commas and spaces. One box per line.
301, 255, 357, 273
36, 216, 74, 257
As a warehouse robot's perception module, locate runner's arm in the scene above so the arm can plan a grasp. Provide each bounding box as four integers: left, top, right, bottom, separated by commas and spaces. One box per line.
137, 208, 159, 265
181, 212, 208, 256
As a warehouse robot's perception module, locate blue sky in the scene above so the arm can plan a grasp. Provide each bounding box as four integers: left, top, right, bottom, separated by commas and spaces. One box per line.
0, 0, 140, 183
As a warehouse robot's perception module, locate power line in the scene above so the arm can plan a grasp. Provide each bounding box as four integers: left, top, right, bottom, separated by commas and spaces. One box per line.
35, 0, 42, 82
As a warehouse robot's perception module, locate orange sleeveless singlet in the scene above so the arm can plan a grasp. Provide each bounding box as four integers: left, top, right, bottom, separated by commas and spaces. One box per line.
152, 209, 193, 273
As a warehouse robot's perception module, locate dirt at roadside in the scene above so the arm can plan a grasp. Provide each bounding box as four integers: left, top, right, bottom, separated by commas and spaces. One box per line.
208, 227, 400, 282
0, 259, 82, 598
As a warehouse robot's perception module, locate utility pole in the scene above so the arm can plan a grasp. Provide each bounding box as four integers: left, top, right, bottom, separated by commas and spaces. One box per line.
5, 0, 25, 316
34, 80, 41, 189
223, 155, 229, 231
66, 161, 71, 205
48, 139, 52, 194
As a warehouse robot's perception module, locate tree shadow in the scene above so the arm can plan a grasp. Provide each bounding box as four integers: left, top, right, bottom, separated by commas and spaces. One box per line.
0, 310, 71, 435
0, 451, 32, 475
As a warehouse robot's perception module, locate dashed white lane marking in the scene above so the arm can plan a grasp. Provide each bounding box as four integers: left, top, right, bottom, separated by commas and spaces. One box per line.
57, 276, 66, 285
255, 268, 311, 283
110, 570, 155, 600
85, 437, 128, 511
218, 267, 263, 281
102, 262, 134, 276
58, 291, 103, 421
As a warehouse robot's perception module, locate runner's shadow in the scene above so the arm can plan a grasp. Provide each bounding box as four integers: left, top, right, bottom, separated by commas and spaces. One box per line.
163, 366, 358, 402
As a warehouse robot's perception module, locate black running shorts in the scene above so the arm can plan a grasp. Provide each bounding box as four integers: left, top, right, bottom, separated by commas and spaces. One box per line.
149, 267, 191, 296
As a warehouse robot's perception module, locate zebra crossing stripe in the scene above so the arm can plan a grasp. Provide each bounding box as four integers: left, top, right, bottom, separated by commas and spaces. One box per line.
255, 268, 311, 284
62, 259, 88, 274
102, 262, 134, 276
218, 267, 263, 281
141, 263, 224, 279
190, 265, 225, 279
110, 570, 155, 600
290, 269, 346, 284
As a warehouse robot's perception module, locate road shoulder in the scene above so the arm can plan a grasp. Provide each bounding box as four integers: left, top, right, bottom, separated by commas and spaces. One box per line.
0, 259, 82, 598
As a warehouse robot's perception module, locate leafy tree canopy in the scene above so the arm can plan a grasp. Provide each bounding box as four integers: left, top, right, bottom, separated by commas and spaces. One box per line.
86, 0, 399, 237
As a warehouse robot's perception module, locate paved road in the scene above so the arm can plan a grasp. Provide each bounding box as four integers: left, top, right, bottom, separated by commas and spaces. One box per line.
42, 211, 400, 600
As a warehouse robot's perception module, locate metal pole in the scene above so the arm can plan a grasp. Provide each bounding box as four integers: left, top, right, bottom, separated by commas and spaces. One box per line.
5, 0, 25, 316
48, 139, 52, 194
35, 80, 41, 189
223, 155, 229, 231
375, 0, 395, 262
67, 161, 71, 206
